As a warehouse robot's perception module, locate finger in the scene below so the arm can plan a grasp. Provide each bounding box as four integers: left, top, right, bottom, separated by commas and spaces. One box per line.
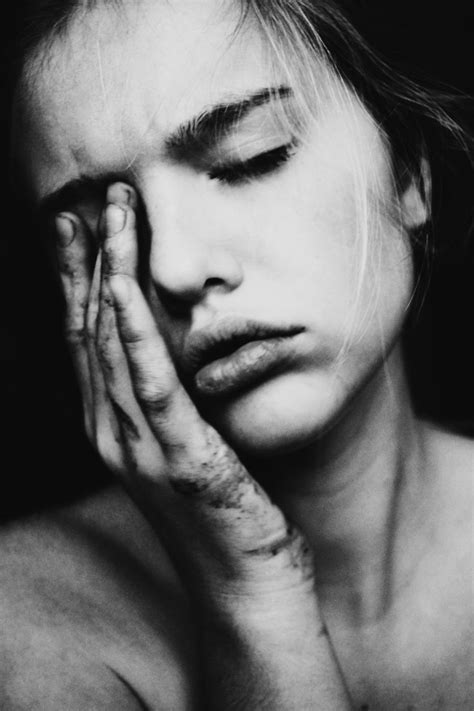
109, 274, 196, 448
97, 184, 167, 478
109, 276, 292, 555
85, 251, 123, 468
102, 185, 187, 447
55, 213, 94, 434
98, 280, 169, 481
98, 181, 138, 391
102, 182, 139, 280
99, 181, 139, 390
107, 181, 138, 211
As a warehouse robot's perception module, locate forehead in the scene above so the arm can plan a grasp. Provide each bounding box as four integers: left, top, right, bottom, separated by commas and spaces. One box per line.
15, 0, 277, 201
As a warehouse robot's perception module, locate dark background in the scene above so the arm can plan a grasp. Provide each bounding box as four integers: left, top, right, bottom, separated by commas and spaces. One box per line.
1, 2, 473, 523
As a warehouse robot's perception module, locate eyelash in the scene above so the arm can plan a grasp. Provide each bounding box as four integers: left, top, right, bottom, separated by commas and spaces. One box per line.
208, 142, 296, 185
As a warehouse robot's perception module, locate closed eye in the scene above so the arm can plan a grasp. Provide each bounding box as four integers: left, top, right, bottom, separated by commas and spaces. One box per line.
208, 142, 297, 185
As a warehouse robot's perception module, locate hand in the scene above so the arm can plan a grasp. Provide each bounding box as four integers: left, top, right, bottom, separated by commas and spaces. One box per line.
55, 182, 351, 709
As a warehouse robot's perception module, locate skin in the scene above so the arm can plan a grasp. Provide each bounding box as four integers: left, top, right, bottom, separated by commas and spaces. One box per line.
2, 0, 473, 708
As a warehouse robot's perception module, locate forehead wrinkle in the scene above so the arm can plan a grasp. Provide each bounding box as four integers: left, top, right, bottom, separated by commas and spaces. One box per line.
86, 4, 148, 174
91, 12, 131, 170
18, 0, 294, 202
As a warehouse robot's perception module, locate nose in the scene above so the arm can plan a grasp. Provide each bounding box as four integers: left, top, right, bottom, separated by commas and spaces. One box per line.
143, 175, 243, 313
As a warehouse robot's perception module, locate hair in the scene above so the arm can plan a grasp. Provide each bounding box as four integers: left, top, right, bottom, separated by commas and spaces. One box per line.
3, 0, 472, 521
234, 2, 473, 419
13, 0, 474, 359
6, 0, 474, 388
10, 0, 473, 310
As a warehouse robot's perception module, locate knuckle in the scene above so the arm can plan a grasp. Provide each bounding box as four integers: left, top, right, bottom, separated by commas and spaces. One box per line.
64, 325, 86, 348
101, 286, 115, 309
121, 328, 146, 346
198, 428, 241, 472
168, 440, 244, 500
96, 337, 114, 373
64, 294, 88, 323
169, 473, 211, 497
136, 382, 172, 416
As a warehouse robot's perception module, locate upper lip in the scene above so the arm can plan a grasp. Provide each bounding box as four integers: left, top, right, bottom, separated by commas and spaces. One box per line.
180, 318, 305, 377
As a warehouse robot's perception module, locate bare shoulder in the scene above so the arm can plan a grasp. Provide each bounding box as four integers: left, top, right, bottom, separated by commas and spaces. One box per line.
0, 487, 196, 710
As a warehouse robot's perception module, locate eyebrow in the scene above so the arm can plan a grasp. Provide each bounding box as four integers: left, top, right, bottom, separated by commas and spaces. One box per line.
37, 85, 292, 215
166, 85, 292, 155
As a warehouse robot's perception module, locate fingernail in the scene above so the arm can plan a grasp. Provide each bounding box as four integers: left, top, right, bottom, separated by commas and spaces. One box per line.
55, 214, 76, 247
107, 182, 133, 206
106, 203, 126, 235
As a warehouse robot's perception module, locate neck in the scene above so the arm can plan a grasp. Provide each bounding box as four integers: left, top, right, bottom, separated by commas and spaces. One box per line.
252, 346, 430, 626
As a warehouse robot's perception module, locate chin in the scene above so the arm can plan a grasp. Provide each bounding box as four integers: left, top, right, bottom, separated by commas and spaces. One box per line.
200, 368, 351, 458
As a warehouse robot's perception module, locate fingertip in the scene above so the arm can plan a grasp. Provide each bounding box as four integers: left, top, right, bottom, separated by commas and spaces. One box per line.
101, 186, 139, 278
107, 182, 137, 208
55, 213, 77, 247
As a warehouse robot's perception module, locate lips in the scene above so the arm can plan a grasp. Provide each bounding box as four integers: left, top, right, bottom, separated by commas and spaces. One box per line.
181, 319, 305, 397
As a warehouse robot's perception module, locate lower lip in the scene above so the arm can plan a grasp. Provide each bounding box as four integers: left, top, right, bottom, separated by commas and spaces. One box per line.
193, 335, 301, 397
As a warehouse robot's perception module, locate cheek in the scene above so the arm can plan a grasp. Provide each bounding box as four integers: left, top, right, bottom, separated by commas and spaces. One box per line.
236, 174, 413, 364
235, 176, 369, 318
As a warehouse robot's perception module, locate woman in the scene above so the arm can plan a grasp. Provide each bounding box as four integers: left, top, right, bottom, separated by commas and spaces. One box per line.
1, 0, 473, 708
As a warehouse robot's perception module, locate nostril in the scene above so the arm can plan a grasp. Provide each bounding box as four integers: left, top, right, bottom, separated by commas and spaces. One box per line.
204, 277, 226, 289
153, 276, 229, 317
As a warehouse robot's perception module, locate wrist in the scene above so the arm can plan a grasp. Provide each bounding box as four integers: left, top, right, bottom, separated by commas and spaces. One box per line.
197, 594, 351, 711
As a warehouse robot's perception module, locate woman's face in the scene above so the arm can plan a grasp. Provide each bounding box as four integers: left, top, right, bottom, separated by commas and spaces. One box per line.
16, 0, 415, 455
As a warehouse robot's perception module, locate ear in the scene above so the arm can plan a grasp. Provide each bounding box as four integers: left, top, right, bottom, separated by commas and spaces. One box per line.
399, 157, 431, 230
